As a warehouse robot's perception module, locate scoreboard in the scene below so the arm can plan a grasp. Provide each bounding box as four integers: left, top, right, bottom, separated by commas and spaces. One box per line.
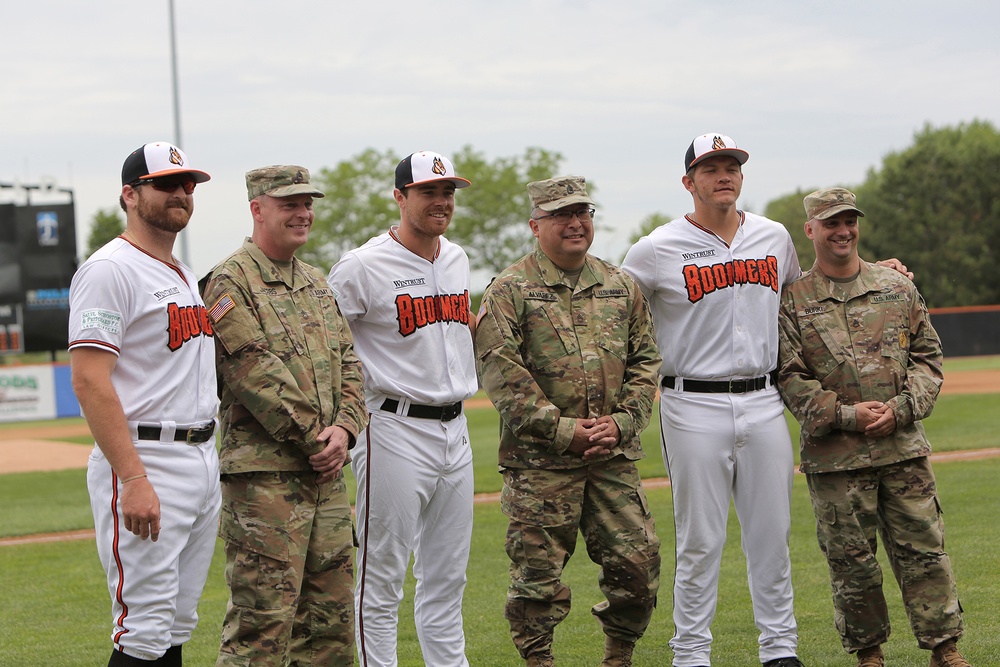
0, 191, 77, 355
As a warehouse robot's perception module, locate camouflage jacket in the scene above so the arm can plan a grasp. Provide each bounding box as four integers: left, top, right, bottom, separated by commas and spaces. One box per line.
777, 260, 943, 474
204, 238, 368, 474
475, 247, 661, 470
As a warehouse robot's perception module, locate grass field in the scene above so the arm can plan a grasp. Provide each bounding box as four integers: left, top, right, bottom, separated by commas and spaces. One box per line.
1, 359, 998, 665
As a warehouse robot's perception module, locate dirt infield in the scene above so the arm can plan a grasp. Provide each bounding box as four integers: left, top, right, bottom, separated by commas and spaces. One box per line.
1, 367, 997, 476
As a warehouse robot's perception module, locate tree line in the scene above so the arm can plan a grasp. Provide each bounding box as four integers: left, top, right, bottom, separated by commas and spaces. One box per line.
87, 120, 1000, 308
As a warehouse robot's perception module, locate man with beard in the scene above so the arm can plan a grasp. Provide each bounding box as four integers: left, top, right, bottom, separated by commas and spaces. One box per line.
70, 141, 221, 666
205, 165, 368, 666
327, 151, 477, 667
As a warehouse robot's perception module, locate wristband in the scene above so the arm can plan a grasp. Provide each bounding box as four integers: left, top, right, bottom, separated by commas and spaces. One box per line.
121, 474, 147, 484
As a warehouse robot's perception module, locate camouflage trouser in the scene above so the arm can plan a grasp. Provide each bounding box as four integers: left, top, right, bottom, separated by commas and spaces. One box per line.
501, 458, 660, 659
217, 471, 356, 667
807, 457, 963, 652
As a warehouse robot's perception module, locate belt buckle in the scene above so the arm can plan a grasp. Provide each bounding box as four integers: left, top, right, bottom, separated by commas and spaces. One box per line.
442, 402, 462, 421
728, 379, 738, 393
186, 424, 212, 444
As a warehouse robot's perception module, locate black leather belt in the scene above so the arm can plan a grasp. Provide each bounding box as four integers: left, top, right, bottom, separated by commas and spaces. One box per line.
380, 398, 463, 421
661, 371, 776, 394
137, 423, 215, 444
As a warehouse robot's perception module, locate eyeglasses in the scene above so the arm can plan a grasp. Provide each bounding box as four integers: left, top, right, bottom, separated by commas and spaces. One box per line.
533, 207, 595, 224
131, 176, 197, 195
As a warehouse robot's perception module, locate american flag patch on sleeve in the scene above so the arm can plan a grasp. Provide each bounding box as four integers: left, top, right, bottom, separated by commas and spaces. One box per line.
209, 293, 236, 322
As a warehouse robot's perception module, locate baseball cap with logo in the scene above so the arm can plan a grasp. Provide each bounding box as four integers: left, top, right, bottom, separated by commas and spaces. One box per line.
803, 187, 866, 220
121, 141, 211, 186
394, 151, 471, 190
527, 176, 596, 212
245, 165, 326, 201
684, 133, 750, 172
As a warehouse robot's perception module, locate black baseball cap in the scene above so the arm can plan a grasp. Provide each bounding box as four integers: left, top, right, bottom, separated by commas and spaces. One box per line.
394, 151, 471, 190
121, 142, 211, 186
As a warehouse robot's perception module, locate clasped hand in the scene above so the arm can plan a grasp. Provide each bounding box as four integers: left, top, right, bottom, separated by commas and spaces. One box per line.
568, 416, 621, 460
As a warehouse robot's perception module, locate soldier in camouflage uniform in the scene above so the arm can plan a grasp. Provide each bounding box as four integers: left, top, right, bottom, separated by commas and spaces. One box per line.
475, 176, 662, 667
204, 166, 368, 667
776, 188, 970, 667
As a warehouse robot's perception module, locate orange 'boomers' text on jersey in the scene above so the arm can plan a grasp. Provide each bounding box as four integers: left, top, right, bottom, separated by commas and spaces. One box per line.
395, 291, 470, 336
683, 256, 779, 303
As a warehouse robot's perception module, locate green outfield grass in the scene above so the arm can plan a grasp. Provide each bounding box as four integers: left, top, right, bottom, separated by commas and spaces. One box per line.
1, 358, 997, 664
2, 459, 998, 665
1, 387, 998, 539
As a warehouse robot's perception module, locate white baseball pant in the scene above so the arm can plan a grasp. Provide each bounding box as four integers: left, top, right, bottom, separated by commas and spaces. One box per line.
660, 384, 798, 666
353, 408, 474, 667
88, 438, 221, 660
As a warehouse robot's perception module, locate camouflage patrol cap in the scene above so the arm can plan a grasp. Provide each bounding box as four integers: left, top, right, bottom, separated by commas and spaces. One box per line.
527, 176, 595, 212
803, 187, 866, 220
245, 165, 325, 201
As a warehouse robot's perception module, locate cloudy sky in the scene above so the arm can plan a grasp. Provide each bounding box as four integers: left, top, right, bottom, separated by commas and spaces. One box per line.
3, 1, 997, 290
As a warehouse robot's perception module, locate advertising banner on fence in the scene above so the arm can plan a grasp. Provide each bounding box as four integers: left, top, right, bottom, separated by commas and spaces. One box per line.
0, 364, 80, 423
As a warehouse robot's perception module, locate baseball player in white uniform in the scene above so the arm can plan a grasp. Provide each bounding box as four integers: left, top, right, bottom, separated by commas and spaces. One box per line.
69, 142, 221, 667
621, 134, 804, 667
327, 150, 477, 667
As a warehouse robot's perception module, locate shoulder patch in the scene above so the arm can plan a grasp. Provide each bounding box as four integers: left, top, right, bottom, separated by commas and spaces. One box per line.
209, 293, 236, 322
80, 308, 122, 335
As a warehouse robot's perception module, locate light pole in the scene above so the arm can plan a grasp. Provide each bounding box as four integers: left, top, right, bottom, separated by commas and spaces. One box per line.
168, 0, 190, 265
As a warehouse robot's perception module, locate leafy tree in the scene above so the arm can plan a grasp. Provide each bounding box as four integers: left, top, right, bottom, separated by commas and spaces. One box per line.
764, 188, 817, 271
86, 207, 124, 257
857, 120, 1000, 307
448, 146, 564, 274
302, 146, 567, 274
300, 148, 400, 269
619, 212, 673, 263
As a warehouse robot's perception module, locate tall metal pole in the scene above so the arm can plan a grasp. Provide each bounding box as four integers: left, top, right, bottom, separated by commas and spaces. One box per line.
168, 0, 190, 264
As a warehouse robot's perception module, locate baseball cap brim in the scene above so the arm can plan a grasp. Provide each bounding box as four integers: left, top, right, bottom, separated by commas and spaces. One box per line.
404, 176, 471, 189
535, 192, 595, 212
688, 148, 749, 170
263, 183, 326, 198
136, 167, 212, 183
813, 204, 865, 220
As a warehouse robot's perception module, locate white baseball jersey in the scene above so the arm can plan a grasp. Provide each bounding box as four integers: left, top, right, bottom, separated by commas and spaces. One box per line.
70, 236, 221, 659
69, 237, 218, 424
327, 228, 478, 406
328, 227, 476, 667
621, 211, 800, 379
622, 211, 803, 664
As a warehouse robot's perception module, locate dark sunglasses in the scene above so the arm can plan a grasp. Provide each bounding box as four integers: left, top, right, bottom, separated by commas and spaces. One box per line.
131, 176, 197, 195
